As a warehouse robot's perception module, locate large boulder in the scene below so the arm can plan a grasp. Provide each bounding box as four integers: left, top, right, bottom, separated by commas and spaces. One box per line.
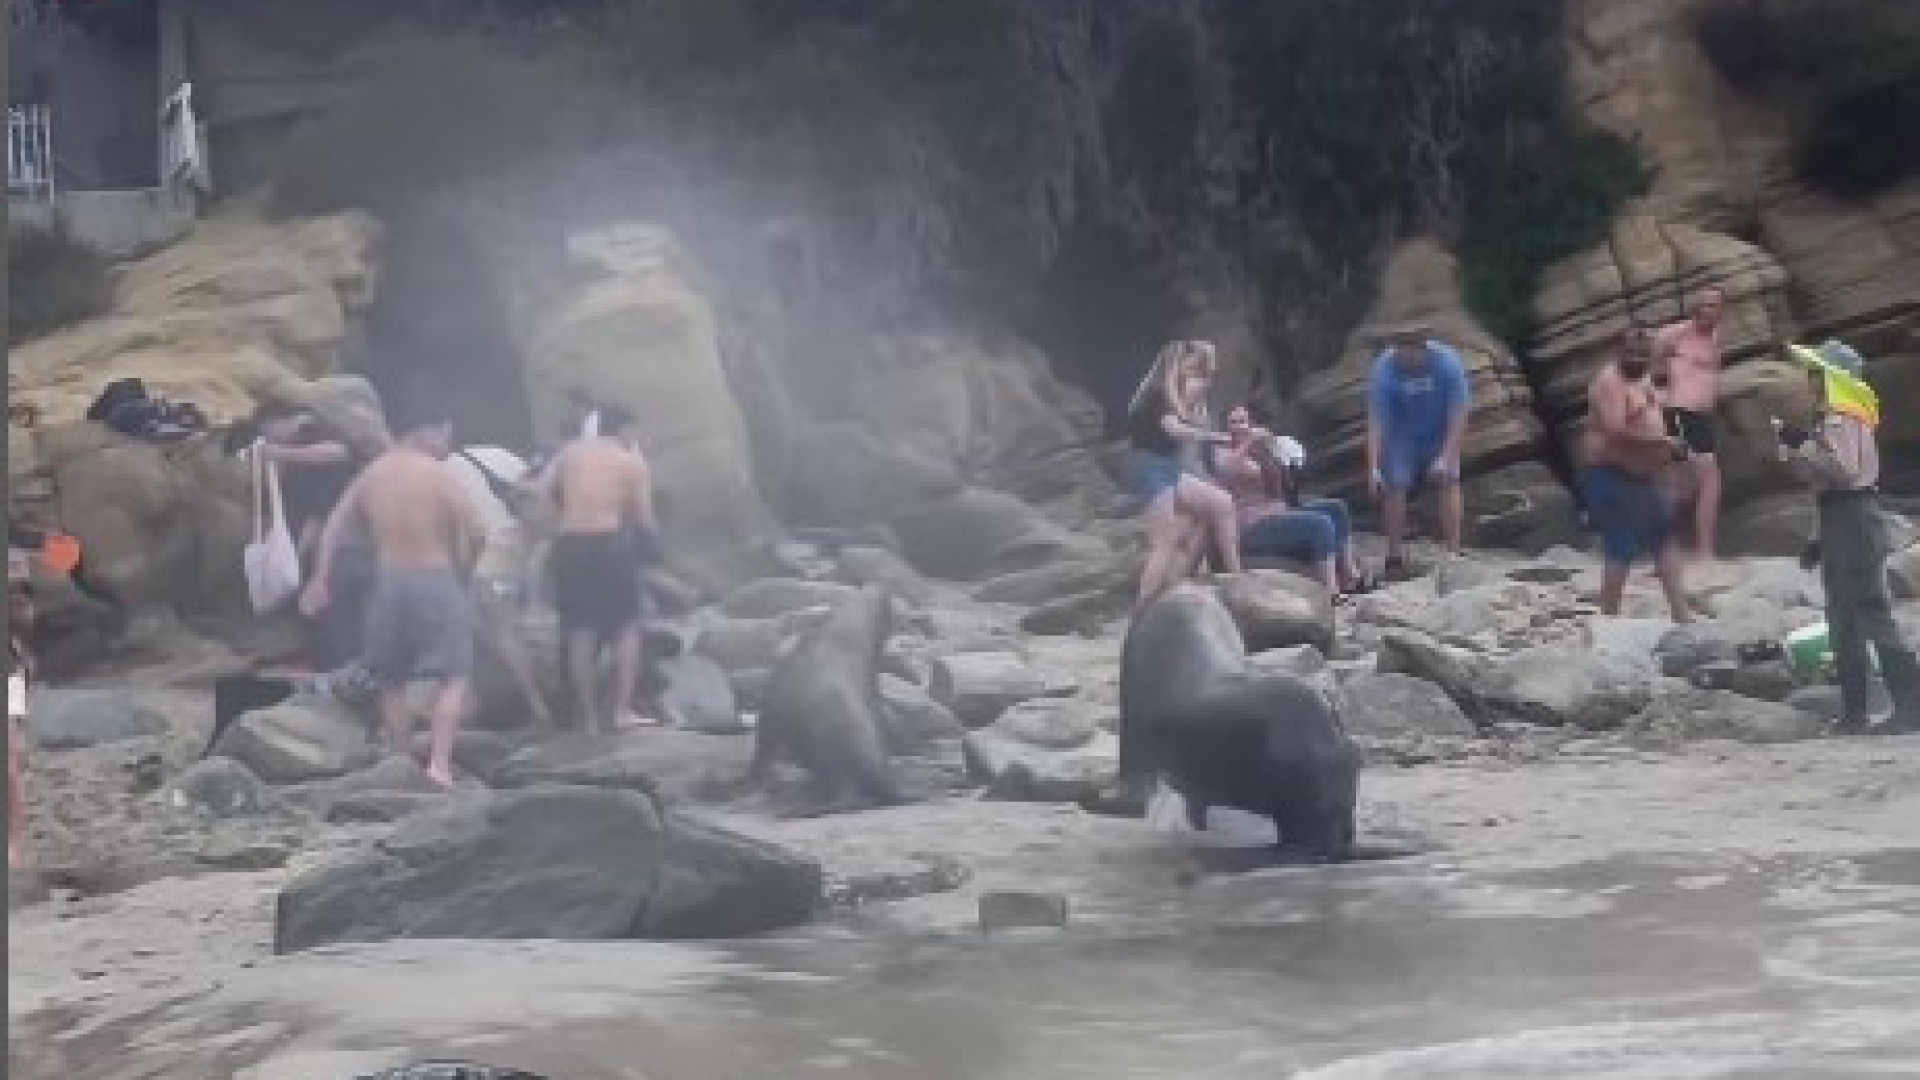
1488, 644, 1653, 731
1297, 239, 1550, 501
1462, 462, 1585, 555
962, 702, 1119, 804
1216, 570, 1335, 654
11, 213, 380, 620
1376, 630, 1492, 715
490, 730, 749, 803
1632, 686, 1825, 745
770, 422, 964, 529
273, 786, 822, 952
1340, 673, 1477, 743
1527, 212, 1797, 493
26, 688, 167, 750
971, 560, 1128, 607
875, 674, 965, 754
850, 332, 1122, 524
887, 487, 1112, 582
213, 701, 376, 783
521, 225, 772, 593
929, 651, 1056, 729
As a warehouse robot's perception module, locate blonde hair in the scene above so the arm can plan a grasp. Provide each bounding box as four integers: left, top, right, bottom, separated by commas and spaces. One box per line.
1128, 339, 1216, 425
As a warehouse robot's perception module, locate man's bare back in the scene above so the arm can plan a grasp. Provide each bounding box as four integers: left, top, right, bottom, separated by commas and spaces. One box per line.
356, 449, 481, 571
552, 437, 652, 535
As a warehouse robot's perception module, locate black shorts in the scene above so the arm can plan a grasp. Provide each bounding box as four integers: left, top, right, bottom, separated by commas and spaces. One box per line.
1664, 407, 1718, 456
548, 530, 644, 638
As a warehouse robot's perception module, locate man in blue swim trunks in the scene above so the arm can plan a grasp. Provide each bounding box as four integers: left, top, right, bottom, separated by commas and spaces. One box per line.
1581, 328, 1692, 622
1366, 328, 1471, 578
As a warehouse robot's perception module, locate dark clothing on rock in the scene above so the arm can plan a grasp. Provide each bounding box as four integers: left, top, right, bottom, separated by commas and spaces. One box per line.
1816, 489, 1920, 723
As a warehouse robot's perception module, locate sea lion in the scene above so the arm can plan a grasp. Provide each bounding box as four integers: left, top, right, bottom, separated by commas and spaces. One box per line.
1117, 584, 1360, 861
747, 583, 910, 813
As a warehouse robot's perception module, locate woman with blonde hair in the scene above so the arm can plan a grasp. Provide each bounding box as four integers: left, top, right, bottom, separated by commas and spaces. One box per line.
1125, 339, 1242, 605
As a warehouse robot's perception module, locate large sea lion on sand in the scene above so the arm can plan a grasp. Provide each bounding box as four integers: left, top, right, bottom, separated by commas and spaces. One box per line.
747, 583, 911, 813
1116, 584, 1360, 861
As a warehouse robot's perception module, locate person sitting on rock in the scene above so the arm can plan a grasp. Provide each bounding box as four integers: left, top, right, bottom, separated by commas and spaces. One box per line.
302, 413, 482, 787
1366, 327, 1471, 579
1125, 339, 1242, 607
540, 404, 661, 734
1210, 405, 1370, 595
1581, 327, 1692, 622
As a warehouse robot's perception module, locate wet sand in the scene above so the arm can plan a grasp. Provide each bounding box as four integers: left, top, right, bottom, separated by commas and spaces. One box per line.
13, 734, 1920, 1078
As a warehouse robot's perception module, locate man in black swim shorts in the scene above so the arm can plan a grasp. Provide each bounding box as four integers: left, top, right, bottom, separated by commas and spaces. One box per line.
540, 404, 660, 733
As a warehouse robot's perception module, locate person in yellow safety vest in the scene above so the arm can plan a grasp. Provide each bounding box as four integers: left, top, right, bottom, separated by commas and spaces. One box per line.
1778, 339, 1918, 734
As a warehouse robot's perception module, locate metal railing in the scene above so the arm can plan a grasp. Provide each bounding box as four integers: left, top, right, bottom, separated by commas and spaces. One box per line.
8, 104, 56, 202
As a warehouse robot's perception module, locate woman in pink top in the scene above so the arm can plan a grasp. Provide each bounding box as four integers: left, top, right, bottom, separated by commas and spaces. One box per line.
1210, 406, 1370, 594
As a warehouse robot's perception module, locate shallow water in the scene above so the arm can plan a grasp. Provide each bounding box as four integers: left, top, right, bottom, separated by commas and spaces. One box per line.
15, 850, 1920, 1079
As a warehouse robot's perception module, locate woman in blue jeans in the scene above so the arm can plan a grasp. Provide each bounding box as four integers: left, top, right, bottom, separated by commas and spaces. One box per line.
1212, 406, 1369, 594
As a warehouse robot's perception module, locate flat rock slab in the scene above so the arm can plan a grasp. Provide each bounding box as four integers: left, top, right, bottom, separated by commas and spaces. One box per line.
28, 689, 167, 750
491, 729, 751, 803
274, 785, 823, 952
930, 651, 1061, 728
214, 702, 376, 784
962, 726, 1118, 803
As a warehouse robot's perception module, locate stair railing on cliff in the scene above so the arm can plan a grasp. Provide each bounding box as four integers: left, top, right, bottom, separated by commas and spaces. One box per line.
7, 104, 56, 203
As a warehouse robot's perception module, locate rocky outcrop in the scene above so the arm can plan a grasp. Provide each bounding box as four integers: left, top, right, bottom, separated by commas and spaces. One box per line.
1526, 214, 1799, 499
851, 332, 1123, 525
1558, 0, 1920, 482
1298, 240, 1550, 505
274, 786, 823, 951
11, 212, 381, 618
522, 225, 774, 593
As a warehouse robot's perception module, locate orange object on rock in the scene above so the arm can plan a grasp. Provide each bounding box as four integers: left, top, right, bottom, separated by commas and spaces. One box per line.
39, 532, 81, 577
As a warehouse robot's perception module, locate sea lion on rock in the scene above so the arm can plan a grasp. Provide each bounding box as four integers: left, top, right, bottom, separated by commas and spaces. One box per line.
1116, 584, 1361, 861
747, 583, 911, 813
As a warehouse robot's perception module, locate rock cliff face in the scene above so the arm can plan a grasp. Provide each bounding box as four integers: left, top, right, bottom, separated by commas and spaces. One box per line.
10, 213, 381, 617
11, 0, 1916, 623
1535, 0, 1920, 495
522, 226, 773, 593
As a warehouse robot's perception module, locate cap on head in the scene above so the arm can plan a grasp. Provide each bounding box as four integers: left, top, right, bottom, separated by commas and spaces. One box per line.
1817, 339, 1865, 377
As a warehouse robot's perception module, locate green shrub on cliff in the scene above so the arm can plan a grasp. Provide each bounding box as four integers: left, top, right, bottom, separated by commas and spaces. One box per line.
1694, 0, 1920, 198
1220, 0, 1647, 347
8, 226, 112, 346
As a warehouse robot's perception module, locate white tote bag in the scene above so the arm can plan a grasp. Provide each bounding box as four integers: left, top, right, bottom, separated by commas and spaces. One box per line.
243, 445, 303, 612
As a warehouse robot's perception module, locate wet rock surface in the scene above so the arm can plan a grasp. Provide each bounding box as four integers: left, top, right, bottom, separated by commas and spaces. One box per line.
274, 786, 821, 952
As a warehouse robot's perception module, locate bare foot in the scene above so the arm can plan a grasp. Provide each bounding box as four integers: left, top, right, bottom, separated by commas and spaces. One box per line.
425, 764, 457, 789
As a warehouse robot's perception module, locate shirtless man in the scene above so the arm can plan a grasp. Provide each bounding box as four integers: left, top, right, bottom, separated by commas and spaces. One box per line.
1654, 287, 1727, 558
302, 416, 481, 787
1582, 328, 1691, 622
541, 404, 660, 734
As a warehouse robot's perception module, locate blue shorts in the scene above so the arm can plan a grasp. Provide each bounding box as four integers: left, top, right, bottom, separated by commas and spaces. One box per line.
1242, 497, 1352, 562
1380, 435, 1455, 493
1583, 466, 1672, 564
1128, 450, 1183, 506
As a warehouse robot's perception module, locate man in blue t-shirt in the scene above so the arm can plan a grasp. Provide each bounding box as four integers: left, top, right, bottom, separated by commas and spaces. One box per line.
1366, 329, 1472, 577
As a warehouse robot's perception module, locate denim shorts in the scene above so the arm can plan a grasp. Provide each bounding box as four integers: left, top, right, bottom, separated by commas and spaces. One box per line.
1128, 450, 1183, 506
